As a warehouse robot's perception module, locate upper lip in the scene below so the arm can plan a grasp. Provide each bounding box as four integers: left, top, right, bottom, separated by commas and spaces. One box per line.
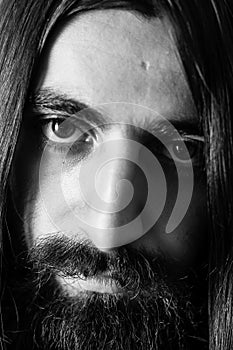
77, 273, 124, 294
83, 273, 119, 284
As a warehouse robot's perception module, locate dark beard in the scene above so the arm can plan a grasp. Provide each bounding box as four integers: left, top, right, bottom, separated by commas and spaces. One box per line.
3, 235, 208, 350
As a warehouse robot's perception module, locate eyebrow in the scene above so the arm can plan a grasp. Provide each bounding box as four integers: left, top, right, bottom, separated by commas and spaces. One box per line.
27, 88, 106, 128
149, 118, 203, 139
27, 88, 203, 139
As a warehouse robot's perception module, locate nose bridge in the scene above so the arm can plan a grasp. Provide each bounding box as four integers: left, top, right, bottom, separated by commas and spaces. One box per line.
101, 135, 135, 187
96, 136, 143, 223
77, 125, 167, 250
81, 131, 148, 250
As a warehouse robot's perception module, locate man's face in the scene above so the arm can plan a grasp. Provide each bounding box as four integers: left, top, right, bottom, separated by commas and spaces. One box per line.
10, 9, 207, 349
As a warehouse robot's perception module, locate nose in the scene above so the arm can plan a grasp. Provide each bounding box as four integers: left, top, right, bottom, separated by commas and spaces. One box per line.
78, 130, 166, 250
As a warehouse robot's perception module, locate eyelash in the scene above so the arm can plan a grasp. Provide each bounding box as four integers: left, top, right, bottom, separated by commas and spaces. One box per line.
34, 116, 97, 156
144, 130, 204, 169
162, 138, 204, 167
33, 116, 204, 169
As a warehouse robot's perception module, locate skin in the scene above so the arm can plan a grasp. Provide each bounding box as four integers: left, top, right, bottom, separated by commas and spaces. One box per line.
11, 10, 207, 294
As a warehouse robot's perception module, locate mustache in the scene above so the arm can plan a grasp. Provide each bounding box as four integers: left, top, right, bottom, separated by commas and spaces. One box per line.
27, 235, 180, 293
25, 236, 208, 349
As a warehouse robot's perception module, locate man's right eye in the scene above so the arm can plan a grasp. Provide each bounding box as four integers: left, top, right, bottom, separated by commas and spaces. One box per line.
41, 117, 85, 142
37, 116, 98, 154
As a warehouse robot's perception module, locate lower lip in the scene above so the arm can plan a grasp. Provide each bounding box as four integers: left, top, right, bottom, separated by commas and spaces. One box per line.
57, 275, 123, 295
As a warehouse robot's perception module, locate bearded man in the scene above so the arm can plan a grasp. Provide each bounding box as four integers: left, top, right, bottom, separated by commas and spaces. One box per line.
0, 0, 232, 349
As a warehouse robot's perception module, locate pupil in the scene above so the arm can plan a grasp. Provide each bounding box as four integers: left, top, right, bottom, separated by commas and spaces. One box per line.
174, 143, 190, 161
53, 120, 75, 139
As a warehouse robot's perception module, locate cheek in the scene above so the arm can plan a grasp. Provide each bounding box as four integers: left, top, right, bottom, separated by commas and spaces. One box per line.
10, 129, 70, 243
157, 175, 207, 270
13, 151, 89, 244
160, 207, 207, 266
133, 164, 207, 272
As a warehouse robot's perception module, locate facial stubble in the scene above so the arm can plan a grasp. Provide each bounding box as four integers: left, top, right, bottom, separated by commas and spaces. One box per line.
6, 236, 208, 350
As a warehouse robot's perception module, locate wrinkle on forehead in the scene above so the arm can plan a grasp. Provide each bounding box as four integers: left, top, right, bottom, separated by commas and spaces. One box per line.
35, 9, 195, 120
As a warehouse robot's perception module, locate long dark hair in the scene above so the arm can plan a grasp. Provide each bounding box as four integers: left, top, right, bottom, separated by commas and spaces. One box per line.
0, 0, 233, 349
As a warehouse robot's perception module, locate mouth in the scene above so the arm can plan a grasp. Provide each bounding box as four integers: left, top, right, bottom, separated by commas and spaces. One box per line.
56, 273, 125, 295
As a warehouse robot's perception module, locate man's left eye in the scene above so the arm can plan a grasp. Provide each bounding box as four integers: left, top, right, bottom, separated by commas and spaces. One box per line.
164, 139, 203, 166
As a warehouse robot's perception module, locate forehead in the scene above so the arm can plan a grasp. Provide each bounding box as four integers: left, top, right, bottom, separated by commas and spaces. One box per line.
36, 9, 195, 124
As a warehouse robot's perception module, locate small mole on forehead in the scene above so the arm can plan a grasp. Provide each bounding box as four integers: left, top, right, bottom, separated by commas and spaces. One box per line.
141, 60, 151, 71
